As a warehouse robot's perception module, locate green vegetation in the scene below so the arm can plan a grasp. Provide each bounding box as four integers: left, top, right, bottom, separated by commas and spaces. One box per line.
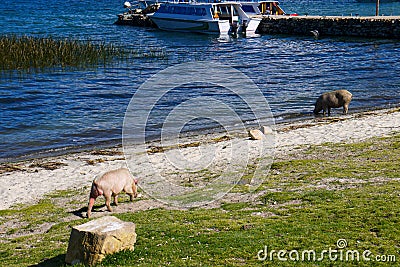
0, 35, 167, 75
0, 134, 399, 266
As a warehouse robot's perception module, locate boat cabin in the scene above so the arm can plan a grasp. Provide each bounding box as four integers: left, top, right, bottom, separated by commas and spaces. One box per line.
212, 3, 250, 23
155, 2, 250, 24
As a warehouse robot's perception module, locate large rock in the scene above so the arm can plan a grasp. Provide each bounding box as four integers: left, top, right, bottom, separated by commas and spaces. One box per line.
249, 129, 265, 140
65, 216, 137, 266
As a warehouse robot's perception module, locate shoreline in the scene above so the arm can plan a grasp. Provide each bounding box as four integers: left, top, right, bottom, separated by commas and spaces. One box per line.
2, 104, 399, 164
0, 107, 399, 210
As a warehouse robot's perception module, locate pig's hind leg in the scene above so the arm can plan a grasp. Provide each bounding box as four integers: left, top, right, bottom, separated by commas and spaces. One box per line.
113, 193, 119, 206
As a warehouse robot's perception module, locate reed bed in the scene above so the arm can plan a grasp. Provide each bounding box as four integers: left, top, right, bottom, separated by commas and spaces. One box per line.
0, 35, 167, 75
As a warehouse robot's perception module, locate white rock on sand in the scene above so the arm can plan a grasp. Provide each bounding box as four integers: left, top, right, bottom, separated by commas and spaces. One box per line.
0, 108, 399, 210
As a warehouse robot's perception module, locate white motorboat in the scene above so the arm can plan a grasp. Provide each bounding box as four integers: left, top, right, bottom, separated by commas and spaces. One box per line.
148, 2, 261, 35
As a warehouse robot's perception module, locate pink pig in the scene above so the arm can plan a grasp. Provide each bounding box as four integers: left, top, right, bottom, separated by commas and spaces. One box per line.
87, 168, 138, 218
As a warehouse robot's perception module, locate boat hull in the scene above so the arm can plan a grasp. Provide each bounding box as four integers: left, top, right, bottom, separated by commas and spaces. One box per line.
150, 17, 231, 35
244, 18, 261, 34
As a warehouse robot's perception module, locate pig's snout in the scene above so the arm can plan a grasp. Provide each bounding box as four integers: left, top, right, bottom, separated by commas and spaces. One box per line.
87, 183, 103, 218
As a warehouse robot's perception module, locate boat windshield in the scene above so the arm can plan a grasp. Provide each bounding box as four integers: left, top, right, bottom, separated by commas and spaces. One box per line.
241, 5, 259, 14
157, 5, 207, 16
216, 5, 239, 16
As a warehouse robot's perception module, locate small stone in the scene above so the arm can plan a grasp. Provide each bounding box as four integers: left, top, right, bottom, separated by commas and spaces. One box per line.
260, 126, 273, 135
249, 129, 265, 140
65, 216, 137, 266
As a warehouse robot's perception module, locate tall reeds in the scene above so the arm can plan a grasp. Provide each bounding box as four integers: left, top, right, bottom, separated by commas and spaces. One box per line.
0, 35, 167, 75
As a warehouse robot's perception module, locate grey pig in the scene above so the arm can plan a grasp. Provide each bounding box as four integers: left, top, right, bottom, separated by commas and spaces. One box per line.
87, 168, 138, 218
313, 89, 352, 116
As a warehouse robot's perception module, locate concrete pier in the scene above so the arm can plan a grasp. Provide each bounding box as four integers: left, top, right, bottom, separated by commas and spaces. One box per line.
258, 15, 400, 39
115, 13, 400, 39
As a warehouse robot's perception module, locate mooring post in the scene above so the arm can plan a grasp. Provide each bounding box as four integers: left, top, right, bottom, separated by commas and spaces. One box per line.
376, 0, 380, 16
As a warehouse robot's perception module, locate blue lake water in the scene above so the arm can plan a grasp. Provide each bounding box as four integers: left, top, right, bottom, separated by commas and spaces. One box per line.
0, 0, 400, 161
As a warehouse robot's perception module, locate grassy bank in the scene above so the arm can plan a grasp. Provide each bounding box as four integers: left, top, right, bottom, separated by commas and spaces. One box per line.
0, 134, 399, 266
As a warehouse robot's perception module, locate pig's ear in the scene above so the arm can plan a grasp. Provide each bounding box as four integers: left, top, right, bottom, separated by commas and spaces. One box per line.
134, 178, 138, 185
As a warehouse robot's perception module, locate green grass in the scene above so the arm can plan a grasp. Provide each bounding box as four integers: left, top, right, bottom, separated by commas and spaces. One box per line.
106, 184, 400, 266
0, 134, 399, 266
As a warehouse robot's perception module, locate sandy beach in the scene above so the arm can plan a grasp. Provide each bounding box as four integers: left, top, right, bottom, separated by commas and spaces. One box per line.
0, 108, 399, 211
